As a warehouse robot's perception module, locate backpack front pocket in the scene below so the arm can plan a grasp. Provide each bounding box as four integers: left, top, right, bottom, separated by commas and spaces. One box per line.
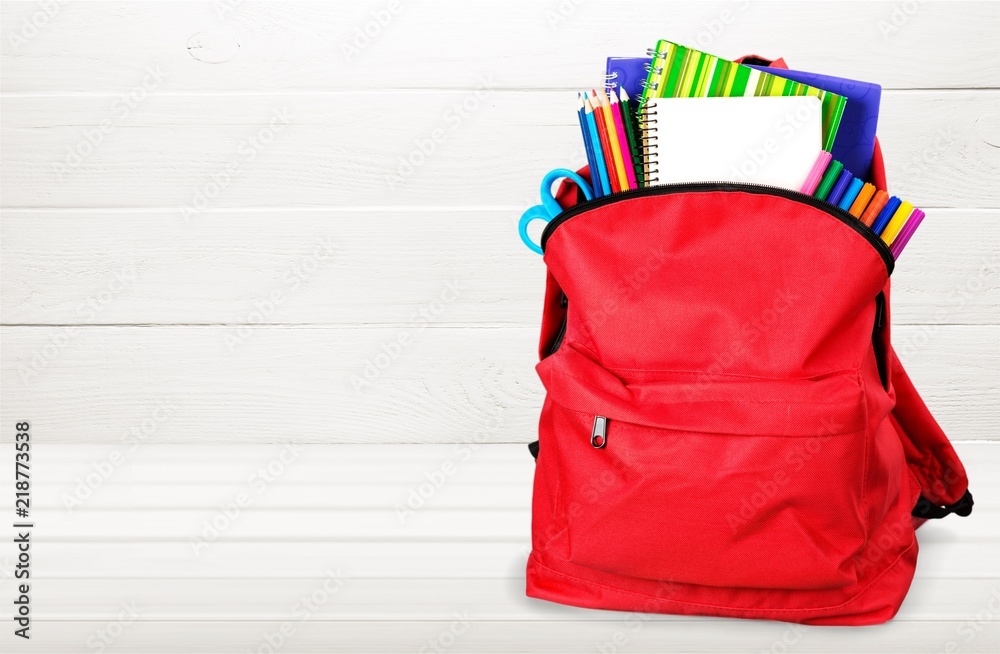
539, 346, 870, 591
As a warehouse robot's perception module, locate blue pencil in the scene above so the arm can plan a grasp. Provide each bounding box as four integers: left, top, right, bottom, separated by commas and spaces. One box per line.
871, 196, 902, 236
583, 94, 611, 196
577, 93, 602, 196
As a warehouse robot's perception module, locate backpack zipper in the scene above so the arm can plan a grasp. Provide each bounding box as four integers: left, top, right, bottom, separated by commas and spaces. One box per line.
591, 416, 608, 448
540, 182, 895, 276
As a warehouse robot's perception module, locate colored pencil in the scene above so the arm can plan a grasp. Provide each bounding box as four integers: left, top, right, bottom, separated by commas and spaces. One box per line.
618, 88, 644, 187
799, 151, 832, 195
610, 90, 637, 190
859, 190, 889, 227
848, 183, 876, 218
880, 201, 915, 245
577, 93, 602, 196
596, 89, 629, 192
889, 209, 925, 258
591, 94, 620, 193
813, 159, 844, 200
583, 95, 612, 196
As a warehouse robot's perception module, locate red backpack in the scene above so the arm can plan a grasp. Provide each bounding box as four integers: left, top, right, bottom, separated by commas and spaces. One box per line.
524, 94, 974, 624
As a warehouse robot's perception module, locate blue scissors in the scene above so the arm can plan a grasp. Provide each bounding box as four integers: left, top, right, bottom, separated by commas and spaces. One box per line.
519, 169, 594, 254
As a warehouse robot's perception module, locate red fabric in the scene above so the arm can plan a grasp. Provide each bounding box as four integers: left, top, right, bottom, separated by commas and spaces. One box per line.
527, 145, 969, 624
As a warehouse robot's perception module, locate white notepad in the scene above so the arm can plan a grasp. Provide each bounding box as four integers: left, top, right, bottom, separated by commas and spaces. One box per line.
641, 96, 824, 190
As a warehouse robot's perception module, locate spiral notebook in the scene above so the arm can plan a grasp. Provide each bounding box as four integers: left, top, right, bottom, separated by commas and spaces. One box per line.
640, 40, 846, 151
638, 96, 823, 189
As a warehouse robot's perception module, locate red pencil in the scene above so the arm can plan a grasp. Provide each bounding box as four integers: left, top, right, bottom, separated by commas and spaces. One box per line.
590, 92, 620, 193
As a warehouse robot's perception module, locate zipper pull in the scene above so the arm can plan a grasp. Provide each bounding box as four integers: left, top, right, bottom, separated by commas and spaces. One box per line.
591, 416, 608, 448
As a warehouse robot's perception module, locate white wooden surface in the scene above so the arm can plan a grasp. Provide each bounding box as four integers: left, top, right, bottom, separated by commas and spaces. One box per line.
1, 1, 998, 652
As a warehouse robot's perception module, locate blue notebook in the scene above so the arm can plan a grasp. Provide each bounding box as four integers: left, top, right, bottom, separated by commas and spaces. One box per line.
606, 57, 882, 180
748, 65, 881, 180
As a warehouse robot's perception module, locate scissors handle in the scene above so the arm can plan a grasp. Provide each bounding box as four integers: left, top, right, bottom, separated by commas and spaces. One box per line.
519, 169, 594, 255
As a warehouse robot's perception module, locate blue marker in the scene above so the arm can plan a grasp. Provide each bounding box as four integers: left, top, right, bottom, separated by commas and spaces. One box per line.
837, 178, 865, 212
871, 196, 902, 236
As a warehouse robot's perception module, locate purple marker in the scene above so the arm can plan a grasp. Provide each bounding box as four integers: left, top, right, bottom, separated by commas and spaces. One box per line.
889, 209, 925, 259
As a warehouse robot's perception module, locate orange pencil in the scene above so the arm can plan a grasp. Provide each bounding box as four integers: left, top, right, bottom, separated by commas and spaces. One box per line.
859, 190, 889, 227
848, 183, 876, 218
590, 95, 620, 193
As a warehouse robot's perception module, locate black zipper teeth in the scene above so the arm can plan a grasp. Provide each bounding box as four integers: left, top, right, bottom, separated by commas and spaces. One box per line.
540, 182, 895, 275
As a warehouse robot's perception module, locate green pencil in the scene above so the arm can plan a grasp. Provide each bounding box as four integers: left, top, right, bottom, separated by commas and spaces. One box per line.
617, 87, 645, 187
814, 160, 844, 200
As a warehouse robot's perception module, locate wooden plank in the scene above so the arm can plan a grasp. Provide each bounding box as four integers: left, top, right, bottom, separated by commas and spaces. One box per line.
1, 619, 997, 653
3, 578, 996, 622
1, 326, 998, 443
1, 1, 998, 92
0, 538, 991, 580
2, 325, 997, 443
1, 91, 997, 209
1, 208, 996, 326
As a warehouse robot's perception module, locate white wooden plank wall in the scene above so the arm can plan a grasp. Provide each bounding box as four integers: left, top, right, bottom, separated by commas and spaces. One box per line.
0, 1, 998, 652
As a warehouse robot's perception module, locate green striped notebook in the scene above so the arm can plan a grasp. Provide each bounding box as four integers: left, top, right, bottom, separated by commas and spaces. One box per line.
639, 40, 847, 152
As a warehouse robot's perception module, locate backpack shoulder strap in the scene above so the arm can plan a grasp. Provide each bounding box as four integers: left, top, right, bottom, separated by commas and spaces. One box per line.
887, 343, 973, 519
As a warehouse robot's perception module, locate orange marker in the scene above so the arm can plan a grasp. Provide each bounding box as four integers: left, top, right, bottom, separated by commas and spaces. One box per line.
848, 183, 876, 218
859, 190, 889, 227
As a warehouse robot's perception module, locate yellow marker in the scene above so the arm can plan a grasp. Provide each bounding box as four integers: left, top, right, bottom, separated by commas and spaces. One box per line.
880, 201, 915, 245
598, 90, 629, 191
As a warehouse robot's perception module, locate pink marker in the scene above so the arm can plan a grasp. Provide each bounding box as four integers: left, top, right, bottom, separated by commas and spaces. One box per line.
799, 151, 833, 195
889, 208, 925, 259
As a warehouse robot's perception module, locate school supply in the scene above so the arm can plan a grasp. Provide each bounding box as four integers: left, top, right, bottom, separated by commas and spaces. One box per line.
609, 91, 638, 190
598, 90, 629, 191
605, 56, 649, 101
576, 94, 601, 196
527, 149, 972, 625
890, 209, 925, 258
518, 169, 593, 254
582, 95, 611, 196
591, 95, 619, 193
872, 196, 903, 236
880, 201, 915, 245
860, 190, 890, 227
848, 183, 876, 218
813, 159, 844, 201
826, 169, 854, 206
641, 40, 847, 151
618, 88, 644, 187
799, 151, 833, 195
636, 96, 823, 189
748, 65, 882, 180
837, 178, 865, 212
